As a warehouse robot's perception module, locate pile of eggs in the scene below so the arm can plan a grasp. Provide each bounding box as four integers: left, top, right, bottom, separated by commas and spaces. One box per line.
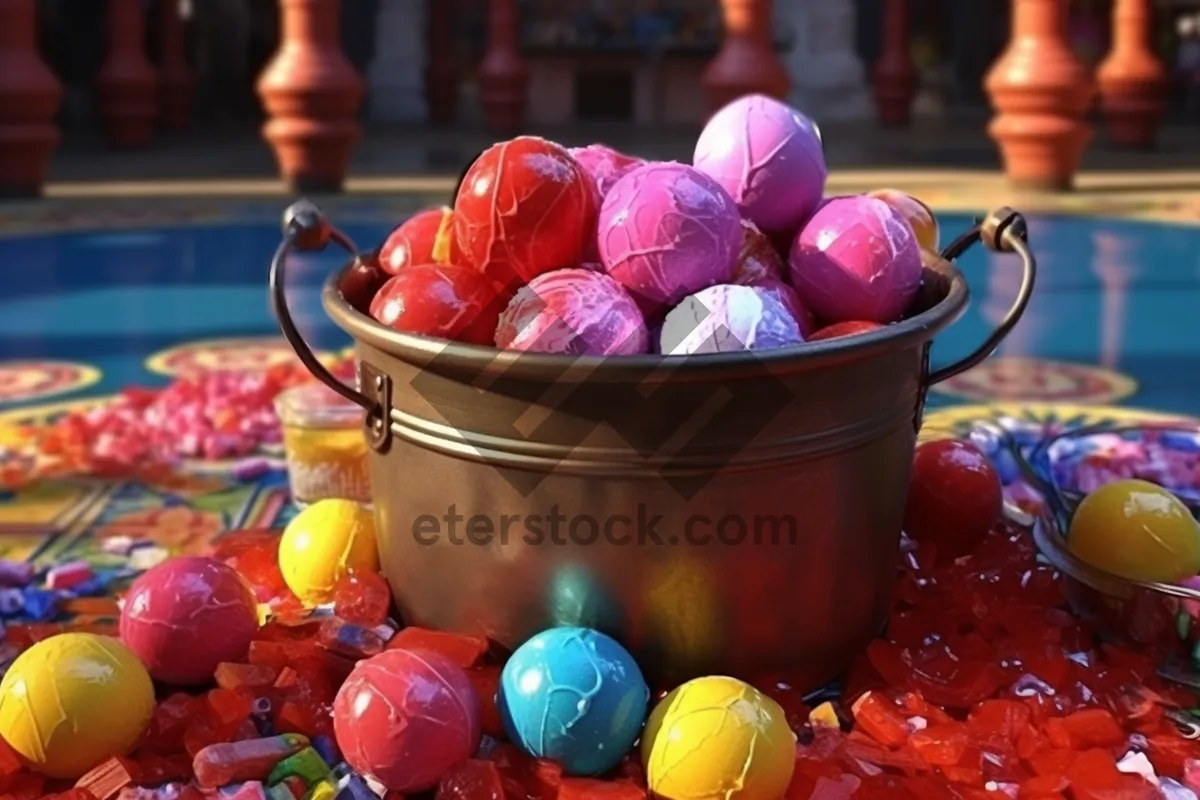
342, 94, 942, 356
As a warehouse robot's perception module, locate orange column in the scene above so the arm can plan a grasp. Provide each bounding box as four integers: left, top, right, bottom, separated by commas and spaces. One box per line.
257, 0, 364, 193
0, 0, 61, 197
703, 0, 790, 111
1097, 0, 1167, 148
478, 0, 528, 133
984, 0, 1094, 191
96, 0, 159, 148
872, 0, 917, 126
157, 0, 194, 130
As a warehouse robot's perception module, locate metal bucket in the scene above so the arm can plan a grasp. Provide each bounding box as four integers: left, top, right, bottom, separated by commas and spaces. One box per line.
269, 201, 1037, 689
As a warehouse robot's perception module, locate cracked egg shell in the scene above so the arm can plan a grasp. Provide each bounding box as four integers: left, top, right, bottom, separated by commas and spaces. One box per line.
333, 648, 481, 792
0, 633, 155, 779
119, 556, 259, 685
641, 675, 795, 800
787, 194, 922, 324
598, 162, 741, 315
495, 268, 649, 355
660, 283, 805, 356
498, 626, 649, 776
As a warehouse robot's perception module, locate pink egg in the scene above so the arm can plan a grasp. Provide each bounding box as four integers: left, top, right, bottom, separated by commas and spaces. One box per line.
333, 648, 481, 792
754, 278, 817, 338
693, 94, 826, 236
569, 144, 644, 205
598, 162, 741, 314
787, 195, 922, 324
660, 284, 805, 355
733, 218, 787, 286
496, 268, 648, 355
119, 556, 259, 686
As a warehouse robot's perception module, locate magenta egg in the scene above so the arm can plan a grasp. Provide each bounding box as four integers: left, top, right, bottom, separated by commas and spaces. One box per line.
119, 556, 259, 686
787, 195, 922, 324
569, 144, 644, 205
333, 648, 481, 792
693, 94, 826, 236
660, 284, 805, 355
496, 268, 649, 355
598, 162, 741, 314
754, 278, 816, 338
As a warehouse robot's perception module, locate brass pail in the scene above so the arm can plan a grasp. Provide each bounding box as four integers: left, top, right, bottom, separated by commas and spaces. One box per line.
270, 202, 1037, 690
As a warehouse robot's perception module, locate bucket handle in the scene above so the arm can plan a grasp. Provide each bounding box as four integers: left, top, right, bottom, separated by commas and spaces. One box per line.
927, 207, 1037, 385
269, 200, 393, 450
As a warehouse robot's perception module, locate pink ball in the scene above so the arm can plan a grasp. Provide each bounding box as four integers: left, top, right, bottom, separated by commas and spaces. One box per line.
660, 284, 805, 355
569, 144, 644, 205
787, 195, 922, 324
733, 218, 787, 286
496, 268, 649, 355
119, 556, 259, 686
333, 648, 481, 792
693, 94, 826, 235
598, 162, 741, 313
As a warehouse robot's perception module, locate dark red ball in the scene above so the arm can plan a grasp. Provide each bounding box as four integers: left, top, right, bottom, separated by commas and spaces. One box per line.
369, 264, 504, 345
119, 556, 259, 685
378, 207, 460, 276
808, 320, 885, 341
904, 439, 1003, 562
338, 252, 390, 312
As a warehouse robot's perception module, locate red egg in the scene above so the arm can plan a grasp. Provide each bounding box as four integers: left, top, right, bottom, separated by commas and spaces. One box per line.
337, 252, 390, 312
379, 207, 459, 276
454, 136, 596, 288
808, 320, 885, 341
369, 264, 505, 345
904, 439, 1003, 562
333, 648, 482, 792
119, 556, 259, 686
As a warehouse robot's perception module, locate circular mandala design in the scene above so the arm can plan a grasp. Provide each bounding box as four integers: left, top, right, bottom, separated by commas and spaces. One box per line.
0, 361, 101, 405
145, 337, 334, 377
930, 358, 1137, 404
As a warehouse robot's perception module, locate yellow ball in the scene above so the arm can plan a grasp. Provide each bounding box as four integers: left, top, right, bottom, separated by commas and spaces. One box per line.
1069, 479, 1200, 583
0, 633, 155, 779
279, 499, 379, 606
642, 676, 796, 800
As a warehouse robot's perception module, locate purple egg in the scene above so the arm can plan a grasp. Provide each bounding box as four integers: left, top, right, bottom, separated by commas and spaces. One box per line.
495, 268, 649, 355
660, 284, 805, 355
598, 162, 741, 314
693, 94, 826, 236
787, 195, 922, 324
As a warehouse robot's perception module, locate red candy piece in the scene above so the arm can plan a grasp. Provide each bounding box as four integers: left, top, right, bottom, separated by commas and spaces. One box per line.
120, 556, 260, 686
369, 265, 504, 345
903, 439, 1002, 562
379, 207, 460, 276
436, 759, 505, 800
388, 626, 490, 668
332, 570, 392, 626
454, 136, 596, 288
808, 320, 885, 341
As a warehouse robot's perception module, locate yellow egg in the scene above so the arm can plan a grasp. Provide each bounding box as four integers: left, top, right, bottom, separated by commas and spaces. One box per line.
868, 188, 940, 252
1068, 479, 1200, 583
279, 498, 379, 606
0, 633, 155, 779
642, 676, 796, 800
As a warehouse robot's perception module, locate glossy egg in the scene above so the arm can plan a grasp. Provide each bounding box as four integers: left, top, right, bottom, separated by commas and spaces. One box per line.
869, 188, 940, 252
0, 633, 155, 779
369, 264, 505, 345
903, 439, 1002, 562
278, 499, 379, 606
333, 648, 481, 792
641, 675, 795, 800
498, 626, 649, 776
660, 284, 804, 355
378, 206, 459, 275
1069, 479, 1200, 583
120, 556, 259, 685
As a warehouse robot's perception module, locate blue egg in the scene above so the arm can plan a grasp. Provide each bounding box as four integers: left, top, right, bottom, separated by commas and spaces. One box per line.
498, 626, 649, 776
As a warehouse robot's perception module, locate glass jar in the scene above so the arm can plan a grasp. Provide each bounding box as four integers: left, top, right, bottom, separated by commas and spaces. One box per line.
275, 383, 371, 507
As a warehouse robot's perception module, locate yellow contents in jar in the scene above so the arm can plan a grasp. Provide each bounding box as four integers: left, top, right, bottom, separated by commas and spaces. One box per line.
276, 383, 372, 506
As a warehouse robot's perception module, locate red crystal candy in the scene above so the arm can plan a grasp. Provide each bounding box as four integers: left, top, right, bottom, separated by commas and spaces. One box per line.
388, 626, 489, 668
130, 752, 192, 786
454, 136, 597, 288
73, 756, 138, 799
808, 320, 885, 341
369, 265, 506, 345
214, 662, 279, 690
903, 439, 1002, 563
207, 687, 255, 728
465, 665, 505, 738
559, 778, 647, 799
850, 691, 910, 748
144, 692, 204, 754
435, 759, 505, 800
0, 735, 23, 787
379, 207, 460, 276
332, 570, 392, 626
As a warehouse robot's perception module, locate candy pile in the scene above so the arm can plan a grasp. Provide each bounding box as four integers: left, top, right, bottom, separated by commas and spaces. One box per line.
343, 94, 942, 356
1041, 427, 1200, 506
0, 440, 1199, 800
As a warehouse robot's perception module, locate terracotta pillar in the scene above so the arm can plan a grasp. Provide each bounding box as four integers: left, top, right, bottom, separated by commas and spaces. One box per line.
426, 0, 458, 124
0, 0, 62, 197
703, 0, 790, 111
157, 0, 193, 130
872, 0, 917, 126
96, 0, 158, 148
257, 0, 364, 194
984, 0, 1094, 191
478, 0, 528, 133
1097, 0, 1167, 148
